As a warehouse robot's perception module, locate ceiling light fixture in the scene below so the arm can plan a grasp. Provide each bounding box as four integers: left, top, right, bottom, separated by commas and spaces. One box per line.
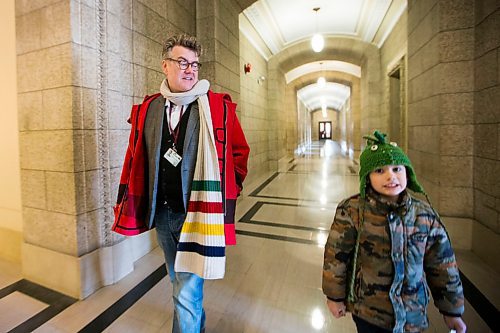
311, 7, 324, 53
317, 61, 326, 87
317, 77, 326, 87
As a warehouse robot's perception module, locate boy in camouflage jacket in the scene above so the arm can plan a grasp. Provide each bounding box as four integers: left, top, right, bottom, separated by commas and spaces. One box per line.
323, 131, 466, 333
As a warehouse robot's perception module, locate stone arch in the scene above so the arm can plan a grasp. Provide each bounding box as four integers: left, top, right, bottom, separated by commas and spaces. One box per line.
268, 36, 381, 157
286, 70, 361, 156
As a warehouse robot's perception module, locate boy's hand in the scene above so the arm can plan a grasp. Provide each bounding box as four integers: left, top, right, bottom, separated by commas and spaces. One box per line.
326, 299, 346, 318
443, 315, 466, 333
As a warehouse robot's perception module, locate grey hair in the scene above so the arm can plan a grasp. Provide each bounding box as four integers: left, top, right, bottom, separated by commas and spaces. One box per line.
162, 34, 202, 59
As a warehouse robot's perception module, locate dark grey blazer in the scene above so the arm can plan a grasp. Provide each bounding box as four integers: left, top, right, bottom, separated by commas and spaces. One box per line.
143, 96, 200, 228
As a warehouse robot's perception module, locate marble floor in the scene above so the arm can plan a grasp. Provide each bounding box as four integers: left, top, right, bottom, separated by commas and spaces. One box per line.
0, 140, 497, 332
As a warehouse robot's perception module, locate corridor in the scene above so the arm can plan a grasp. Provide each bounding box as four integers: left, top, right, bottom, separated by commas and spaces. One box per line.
0, 141, 496, 332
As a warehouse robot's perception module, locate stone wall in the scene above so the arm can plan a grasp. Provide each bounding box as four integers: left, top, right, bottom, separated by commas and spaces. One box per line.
408, 0, 500, 265
296, 100, 311, 151
472, 1, 500, 270
14, 0, 231, 298
380, 10, 408, 149
239, 31, 269, 182
266, 63, 287, 170
198, 0, 241, 101
407, 0, 475, 220
16, 0, 88, 287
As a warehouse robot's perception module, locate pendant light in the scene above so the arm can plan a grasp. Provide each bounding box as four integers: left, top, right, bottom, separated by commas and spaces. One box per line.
311, 7, 324, 53
317, 62, 326, 87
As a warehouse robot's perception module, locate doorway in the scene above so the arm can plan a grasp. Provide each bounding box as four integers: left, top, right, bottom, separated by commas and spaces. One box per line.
319, 121, 332, 140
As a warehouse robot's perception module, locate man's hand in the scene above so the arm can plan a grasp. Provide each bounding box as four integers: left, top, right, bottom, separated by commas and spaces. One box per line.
326, 299, 346, 318
443, 315, 466, 333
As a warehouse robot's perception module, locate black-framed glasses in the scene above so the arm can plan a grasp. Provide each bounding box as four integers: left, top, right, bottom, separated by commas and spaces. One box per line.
166, 58, 201, 71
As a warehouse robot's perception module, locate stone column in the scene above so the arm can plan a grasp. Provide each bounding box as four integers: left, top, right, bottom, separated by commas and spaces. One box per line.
408, 0, 475, 213
15, 0, 163, 299
472, 1, 500, 269
407, 0, 475, 249
197, 0, 241, 102
17, 0, 89, 299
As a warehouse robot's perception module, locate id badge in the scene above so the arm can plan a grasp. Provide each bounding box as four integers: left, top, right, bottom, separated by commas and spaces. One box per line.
164, 148, 182, 167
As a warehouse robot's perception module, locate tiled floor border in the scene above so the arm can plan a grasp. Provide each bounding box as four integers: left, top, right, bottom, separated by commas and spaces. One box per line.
248, 172, 341, 203
459, 271, 499, 330
236, 201, 499, 332
239, 201, 330, 232
2, 177, 498, 332
287, 163, 357, 175
0, 279, 76, 333
78, 265, 167, 333
3, 245, 497, 333
248, 172, 279, 197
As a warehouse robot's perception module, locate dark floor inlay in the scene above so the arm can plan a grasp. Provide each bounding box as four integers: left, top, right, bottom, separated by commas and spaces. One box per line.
78, 265, 167, 333
249, 193, 338, 204
239, 201, 330, 232
2, 279, 77, 333
460, 270, 499, 331
239, 201, 266, 222
236, 229, 318, 245
249, 172, 279, 196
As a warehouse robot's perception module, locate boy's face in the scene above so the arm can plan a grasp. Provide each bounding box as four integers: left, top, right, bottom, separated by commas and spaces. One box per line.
368, 165, 407, 201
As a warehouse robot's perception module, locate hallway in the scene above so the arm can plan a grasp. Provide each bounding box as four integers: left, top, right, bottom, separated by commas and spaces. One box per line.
0, 141, 496, 332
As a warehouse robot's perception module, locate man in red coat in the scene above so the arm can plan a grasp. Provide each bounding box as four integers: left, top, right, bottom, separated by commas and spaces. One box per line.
113, 34, 249, 333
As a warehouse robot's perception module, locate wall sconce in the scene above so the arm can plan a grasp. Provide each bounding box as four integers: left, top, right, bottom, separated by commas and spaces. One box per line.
244, 63, 252, 74
257, 75, 266, 85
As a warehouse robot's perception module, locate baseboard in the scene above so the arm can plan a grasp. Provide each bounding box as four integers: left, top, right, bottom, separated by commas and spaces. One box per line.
22, 229, 158, 299
472, 221, 500, 274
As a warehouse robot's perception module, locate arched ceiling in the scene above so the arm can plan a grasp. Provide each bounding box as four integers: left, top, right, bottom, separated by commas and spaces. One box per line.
241, 0, 407, 58
289, 61, 358, 112
239, 0, 406, 114
297, 82, 350, 112
285, 60, 361, 84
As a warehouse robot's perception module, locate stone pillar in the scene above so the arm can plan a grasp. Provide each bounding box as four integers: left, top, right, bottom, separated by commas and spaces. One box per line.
15, 0, 170, 299
197, 0, 241, 102
16, 0, 88, 299
359, 45, 384, 143
407, 0, 475, 249
472, 1, 500, 270
239, 30, 270, 178
266, 64, 287, 169
408, 0, 474, 212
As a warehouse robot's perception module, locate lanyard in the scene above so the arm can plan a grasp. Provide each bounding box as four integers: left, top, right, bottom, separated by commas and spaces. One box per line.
167, 102, 184, 149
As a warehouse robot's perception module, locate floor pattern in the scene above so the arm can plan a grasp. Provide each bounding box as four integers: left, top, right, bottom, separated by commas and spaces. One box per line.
0, 140, 497, 332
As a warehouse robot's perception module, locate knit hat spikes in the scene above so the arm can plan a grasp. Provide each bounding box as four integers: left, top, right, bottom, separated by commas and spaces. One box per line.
359, 130, 424, 198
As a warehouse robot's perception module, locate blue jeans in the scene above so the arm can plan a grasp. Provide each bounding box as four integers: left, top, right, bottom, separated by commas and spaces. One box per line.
155, 205, 206, 333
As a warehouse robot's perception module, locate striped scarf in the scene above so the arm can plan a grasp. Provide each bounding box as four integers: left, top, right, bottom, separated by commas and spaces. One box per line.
160, 79, 226, 279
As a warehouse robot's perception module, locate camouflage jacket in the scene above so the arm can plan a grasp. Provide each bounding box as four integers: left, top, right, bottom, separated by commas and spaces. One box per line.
322, 189, 464, 332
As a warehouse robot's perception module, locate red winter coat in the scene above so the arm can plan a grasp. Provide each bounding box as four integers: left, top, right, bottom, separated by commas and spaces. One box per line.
112, 91, 249, 245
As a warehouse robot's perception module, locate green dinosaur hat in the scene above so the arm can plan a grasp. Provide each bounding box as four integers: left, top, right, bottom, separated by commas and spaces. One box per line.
359, 130, 424, 198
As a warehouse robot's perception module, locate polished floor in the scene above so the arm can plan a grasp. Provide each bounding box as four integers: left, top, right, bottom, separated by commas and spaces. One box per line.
0, 141, 497, 332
